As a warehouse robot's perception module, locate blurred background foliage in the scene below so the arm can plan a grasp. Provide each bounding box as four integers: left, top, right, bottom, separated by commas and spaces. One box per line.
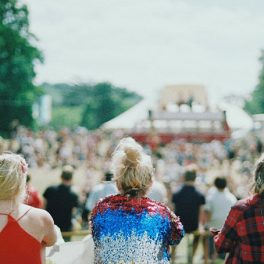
0, 0, 43, 136
43, 82, 142, 130
244, 50, 264, 115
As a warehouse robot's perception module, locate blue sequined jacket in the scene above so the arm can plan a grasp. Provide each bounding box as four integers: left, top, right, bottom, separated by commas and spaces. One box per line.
91, 194, 184, 264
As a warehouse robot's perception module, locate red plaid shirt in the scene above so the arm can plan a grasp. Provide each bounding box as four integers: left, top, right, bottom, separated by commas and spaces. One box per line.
214, 194, 264, 264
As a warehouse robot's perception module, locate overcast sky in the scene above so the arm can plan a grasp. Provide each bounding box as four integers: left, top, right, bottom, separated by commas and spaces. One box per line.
24, 0, 264, 102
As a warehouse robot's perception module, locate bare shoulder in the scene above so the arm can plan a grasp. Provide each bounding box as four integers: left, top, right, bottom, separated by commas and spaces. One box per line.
18, 204, 56, 242
20, 204, 54, 226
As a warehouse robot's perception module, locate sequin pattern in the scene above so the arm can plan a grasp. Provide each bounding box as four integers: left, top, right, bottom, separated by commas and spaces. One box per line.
91, 195, 184, 264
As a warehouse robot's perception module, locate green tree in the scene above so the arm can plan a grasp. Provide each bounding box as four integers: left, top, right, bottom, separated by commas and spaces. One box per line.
81, 83, 121, 129
81, 82, 142, 129
43, 82, 142, 130
0, 0, 42, 136
244, 50, 264, 114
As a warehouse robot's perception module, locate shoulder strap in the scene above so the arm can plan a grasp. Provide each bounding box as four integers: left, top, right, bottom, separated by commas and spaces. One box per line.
0, 212, 9, 216
16, 208, 31, 222
0, 209, 15, 216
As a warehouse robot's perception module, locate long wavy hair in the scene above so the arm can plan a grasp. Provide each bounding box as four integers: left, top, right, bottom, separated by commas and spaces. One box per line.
253, 155, 264, 195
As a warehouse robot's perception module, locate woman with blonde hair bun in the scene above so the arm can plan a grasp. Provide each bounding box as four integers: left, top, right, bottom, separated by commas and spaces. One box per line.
0, 153, 57, 263
91, 137, 184, 264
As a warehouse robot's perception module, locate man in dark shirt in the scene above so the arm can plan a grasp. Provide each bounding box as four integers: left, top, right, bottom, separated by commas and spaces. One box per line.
172, 165, 206, 262
43, 165, 79, 241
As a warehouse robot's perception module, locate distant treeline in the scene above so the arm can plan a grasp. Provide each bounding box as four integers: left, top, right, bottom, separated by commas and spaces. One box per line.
244, 50, 264, 115
43, 82, 142, 130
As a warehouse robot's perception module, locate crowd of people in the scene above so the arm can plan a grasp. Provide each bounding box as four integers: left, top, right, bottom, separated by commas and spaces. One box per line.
0, 125, 264, 263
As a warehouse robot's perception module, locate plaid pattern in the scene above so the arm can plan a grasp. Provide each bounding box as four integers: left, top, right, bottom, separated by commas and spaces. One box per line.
214, 194, 264, 264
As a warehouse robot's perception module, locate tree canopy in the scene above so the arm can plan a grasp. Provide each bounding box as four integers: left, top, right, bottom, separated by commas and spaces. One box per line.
0, 0, 42, 136
244, 50, 264, 114
43, 82, 142, 130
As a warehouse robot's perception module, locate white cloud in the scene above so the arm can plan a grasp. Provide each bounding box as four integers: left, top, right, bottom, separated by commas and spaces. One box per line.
24, 0, 264, 102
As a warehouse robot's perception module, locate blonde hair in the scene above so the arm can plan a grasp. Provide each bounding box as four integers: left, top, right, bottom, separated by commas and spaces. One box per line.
0, 153, 28, 203
112, 137, 153, 196
254, 155, 264, 195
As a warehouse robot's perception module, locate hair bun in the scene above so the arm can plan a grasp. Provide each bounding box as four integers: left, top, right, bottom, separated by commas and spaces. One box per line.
111, 137, 153, 195
123, 147, 141, 168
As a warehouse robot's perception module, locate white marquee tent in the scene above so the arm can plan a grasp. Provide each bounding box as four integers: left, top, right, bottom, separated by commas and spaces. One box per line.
102, 99, 253, 134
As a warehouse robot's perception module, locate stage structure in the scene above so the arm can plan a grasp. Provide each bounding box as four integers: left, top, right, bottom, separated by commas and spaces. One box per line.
103, 85, 231, 145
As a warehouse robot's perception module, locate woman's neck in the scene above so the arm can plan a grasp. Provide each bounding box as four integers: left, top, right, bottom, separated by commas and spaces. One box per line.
0, 199, 18, 213
122, 190, 146, 198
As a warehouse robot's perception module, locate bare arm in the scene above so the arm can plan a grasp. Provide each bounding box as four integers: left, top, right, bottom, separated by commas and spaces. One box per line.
42, 211, 57, 247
